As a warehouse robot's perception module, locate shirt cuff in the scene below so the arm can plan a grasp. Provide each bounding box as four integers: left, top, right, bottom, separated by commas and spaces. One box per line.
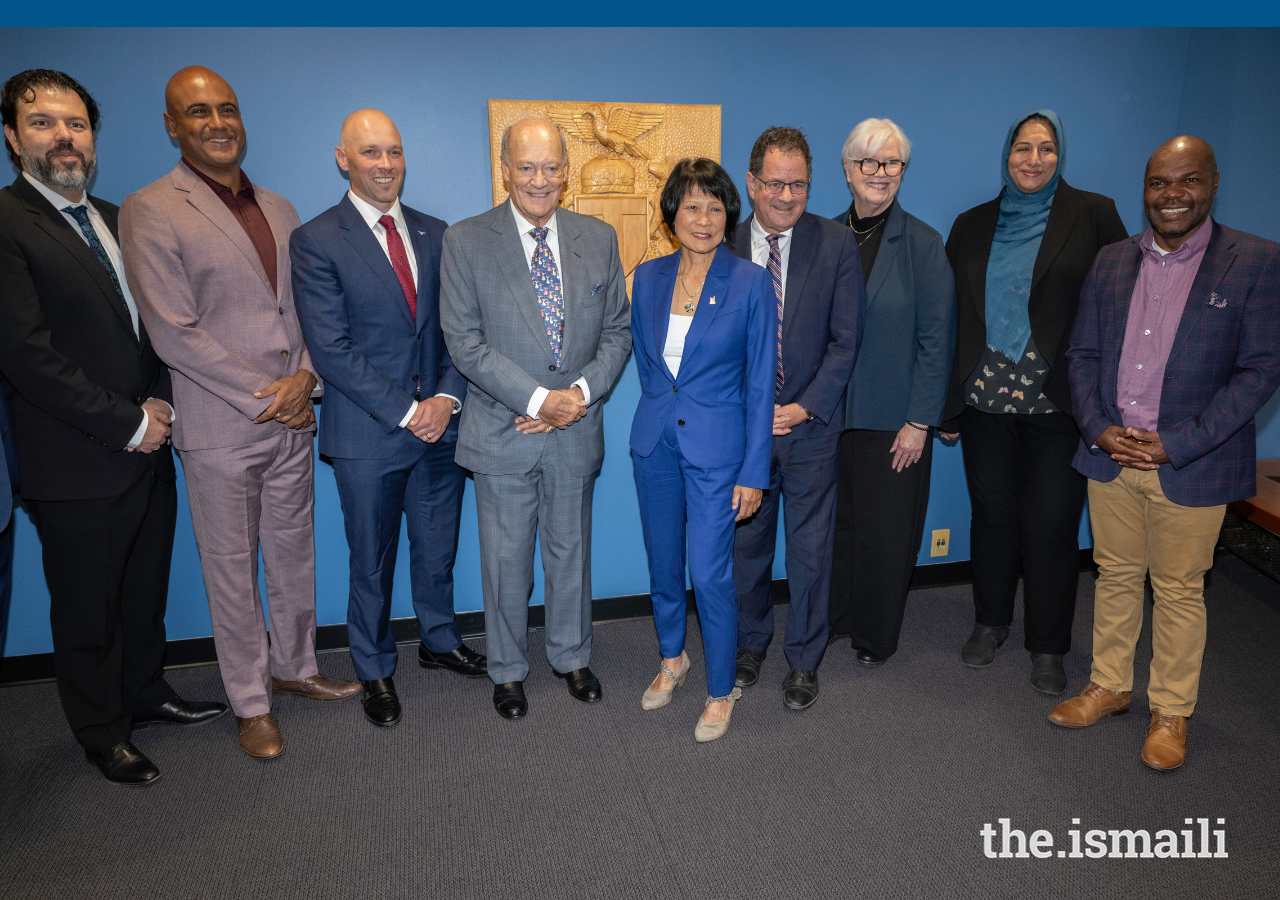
127, 410, 148, 449
435, 393, 462, 415
527, 386, 550, 419
399, 400, 418, 429
573, 378, 591, 406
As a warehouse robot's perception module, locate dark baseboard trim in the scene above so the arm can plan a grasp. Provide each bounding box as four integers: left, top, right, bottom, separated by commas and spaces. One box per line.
0, 553, 1096, 687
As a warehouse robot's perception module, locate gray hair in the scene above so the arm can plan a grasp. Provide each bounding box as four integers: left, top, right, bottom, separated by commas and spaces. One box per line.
841, 118, 912, 169
500, 115, 569, 166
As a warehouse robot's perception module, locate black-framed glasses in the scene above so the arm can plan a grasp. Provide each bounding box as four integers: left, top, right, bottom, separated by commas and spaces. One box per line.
757, 179, 810, 196
850, 158, 906, 177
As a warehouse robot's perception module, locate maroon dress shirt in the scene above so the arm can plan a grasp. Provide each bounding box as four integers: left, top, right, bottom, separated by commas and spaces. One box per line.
181, 158, 278, 295
1116, 217, 1214, 431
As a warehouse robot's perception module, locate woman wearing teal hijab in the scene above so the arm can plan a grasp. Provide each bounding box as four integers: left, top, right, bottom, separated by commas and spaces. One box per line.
941, 110, 1127, 695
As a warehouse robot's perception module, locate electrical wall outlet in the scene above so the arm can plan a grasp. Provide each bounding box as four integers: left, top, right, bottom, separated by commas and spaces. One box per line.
931, 529, 950, 557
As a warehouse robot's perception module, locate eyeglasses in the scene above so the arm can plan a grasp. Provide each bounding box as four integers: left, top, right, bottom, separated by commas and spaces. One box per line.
756, 179, 810, 196
849, 158, 906, 177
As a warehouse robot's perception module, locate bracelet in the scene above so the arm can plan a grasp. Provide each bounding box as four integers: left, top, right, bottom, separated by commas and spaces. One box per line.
905, 421, 929, 432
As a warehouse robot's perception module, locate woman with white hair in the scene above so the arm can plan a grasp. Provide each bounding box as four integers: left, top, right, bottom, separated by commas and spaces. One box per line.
828, 118, 956, 667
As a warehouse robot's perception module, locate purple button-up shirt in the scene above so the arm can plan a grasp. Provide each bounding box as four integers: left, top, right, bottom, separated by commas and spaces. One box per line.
1117, 217, 1214, 431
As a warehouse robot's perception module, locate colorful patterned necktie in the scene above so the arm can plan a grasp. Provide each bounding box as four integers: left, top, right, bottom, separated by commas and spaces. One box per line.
62, 205, 128, 314
378, 215, 417, 320
766, 232, 784, 395
529, 226, 564, 364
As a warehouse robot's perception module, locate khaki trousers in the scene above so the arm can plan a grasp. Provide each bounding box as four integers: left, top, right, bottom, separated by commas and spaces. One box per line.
1087, 468, 1225, 716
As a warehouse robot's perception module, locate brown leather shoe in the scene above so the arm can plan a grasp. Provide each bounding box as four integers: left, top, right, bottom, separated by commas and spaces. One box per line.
236, 713, 284, 759
1141, 709, 1188, 771
271, 673, 360, 701
1048, 681, 1131, 728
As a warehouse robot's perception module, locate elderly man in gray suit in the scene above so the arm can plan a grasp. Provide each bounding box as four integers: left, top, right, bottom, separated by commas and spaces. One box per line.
440, 117, 631, 719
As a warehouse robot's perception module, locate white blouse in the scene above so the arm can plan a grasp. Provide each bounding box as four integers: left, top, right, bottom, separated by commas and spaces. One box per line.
663, 314, 694, 378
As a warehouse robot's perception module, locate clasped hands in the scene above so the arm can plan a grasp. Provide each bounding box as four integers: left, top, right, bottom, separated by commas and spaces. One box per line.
1097, 425, 1169, 470
253, 369, 318, 430
128, 398, 174, 453
515, 386, 586, 434
407, 396, 455, 443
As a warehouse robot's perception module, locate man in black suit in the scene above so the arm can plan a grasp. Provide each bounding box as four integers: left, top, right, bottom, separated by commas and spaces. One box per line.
0, 388, 16, 654
729, 127, 864, 709
0, 69, 225, 785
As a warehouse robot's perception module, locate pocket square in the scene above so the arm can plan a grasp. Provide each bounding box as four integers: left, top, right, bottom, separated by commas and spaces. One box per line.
591, 283, 604, 296
1207, 292, 1227, 308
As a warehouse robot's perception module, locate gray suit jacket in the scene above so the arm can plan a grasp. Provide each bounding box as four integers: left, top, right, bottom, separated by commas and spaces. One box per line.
440, 200, 631, 477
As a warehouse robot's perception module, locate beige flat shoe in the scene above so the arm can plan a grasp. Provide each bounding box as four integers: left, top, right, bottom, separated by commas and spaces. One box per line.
641, 653, 690, 711
694, 687, 743, 743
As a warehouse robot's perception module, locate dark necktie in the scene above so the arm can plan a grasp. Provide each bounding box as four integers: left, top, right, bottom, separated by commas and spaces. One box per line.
766, 233, 784, 395
62, 205, 127, 309
378, 215, 417, 320
529, 226, 564, 364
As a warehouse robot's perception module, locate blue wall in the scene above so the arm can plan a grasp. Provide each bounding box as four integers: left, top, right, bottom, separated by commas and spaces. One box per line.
3, 27, 1278, 656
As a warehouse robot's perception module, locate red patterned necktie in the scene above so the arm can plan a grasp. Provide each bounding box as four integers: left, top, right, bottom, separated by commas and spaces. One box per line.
379, 215, 417, 320
766, 233, 784, 395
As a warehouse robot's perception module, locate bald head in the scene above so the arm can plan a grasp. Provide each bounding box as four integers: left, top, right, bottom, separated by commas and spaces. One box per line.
163, 65, 244, 184
1143, 134, 1219, 252
335, 108, 404, 213
1146, 135, 1217, 179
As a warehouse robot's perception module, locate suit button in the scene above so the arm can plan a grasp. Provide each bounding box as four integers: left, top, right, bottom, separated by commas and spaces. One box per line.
672, 385, 678, 392
677, 419, 685, 426
549, 365, 557, 371
280, 350, 289, 357
369, 413, 376, 419
413, 374, 419, 382
278, 307, 284, 315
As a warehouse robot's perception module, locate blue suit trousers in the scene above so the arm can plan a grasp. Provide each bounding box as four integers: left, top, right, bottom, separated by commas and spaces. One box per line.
331, 433, 465, 681
633, 415, 741, 697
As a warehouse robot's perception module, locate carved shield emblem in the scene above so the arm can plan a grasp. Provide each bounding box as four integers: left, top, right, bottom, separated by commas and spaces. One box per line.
575, 194, 651, 278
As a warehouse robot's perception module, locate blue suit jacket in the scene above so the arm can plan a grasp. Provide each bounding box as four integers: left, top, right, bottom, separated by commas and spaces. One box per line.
629, 244, 774, 489
1068, 222, 1280, 507
0, 388, 15, 524
291, 195, 466, 459
729, 211, 864, 439
833, 201, 956, 430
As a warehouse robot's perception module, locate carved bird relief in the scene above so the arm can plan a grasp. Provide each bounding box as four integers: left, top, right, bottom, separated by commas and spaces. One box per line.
551, 105, 663, 160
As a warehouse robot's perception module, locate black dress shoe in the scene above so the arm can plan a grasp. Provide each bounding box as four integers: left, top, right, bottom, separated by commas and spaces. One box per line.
855, 648, 888, 668
133, 696, 228, 728
960, 623, 1010, 668
493, 681, 528, 719
85, 741, 160, 785
419, 642, 488, 678
782, 669, 819, 710
556, 667, 602, 703
735, 649, 766, 687
360, 677, 402, 726
1030, 653, 1068, 695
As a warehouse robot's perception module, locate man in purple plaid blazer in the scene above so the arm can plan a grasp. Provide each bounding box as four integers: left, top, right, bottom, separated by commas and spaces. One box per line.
1051, 136, 1280, 771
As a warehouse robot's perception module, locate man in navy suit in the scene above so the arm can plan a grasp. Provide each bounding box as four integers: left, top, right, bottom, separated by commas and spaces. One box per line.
729, 127, 864, 709
1053, 136, 1280, 771
0, 387, 16, 655
291, 109, 486, 728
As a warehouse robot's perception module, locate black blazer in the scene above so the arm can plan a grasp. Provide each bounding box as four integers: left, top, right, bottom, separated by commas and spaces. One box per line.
942, 179, 1127, 428
0, 175, 174, 501
729, 210, 864, 439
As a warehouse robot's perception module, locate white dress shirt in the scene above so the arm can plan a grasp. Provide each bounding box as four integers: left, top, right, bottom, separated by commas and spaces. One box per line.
345, 190, 459, 428
25, 172, 164, 449
663, 314, 694, 378
509, 204, 591, 418
749, 215, 794, 309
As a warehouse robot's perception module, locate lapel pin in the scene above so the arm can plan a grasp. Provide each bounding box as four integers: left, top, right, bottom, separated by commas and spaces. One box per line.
709, 296, 716, 304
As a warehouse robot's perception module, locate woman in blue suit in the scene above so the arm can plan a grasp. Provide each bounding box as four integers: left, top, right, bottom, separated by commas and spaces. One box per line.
630, 158, 773, 742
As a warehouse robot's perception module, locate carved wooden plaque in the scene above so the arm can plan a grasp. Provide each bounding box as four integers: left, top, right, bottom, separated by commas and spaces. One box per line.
488, 98, 721, 288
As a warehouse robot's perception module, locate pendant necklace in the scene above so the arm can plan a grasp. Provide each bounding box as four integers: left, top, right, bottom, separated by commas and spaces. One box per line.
678, 269, 705, 314
848, 212, 886, 247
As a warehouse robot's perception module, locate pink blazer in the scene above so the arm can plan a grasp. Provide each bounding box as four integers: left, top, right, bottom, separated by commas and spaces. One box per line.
120, 162, 319, 451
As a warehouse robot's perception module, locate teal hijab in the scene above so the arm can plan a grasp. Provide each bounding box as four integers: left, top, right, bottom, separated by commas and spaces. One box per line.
983, 108, 1064, 362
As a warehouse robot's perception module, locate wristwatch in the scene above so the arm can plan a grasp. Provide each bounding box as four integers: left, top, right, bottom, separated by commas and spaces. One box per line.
802, 407, 815, 423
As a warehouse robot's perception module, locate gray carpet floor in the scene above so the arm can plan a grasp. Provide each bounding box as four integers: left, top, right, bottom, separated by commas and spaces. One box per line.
2, 556, 1278, 900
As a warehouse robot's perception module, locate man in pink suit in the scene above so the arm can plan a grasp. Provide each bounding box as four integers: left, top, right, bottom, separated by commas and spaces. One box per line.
121, 66, 358, 760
